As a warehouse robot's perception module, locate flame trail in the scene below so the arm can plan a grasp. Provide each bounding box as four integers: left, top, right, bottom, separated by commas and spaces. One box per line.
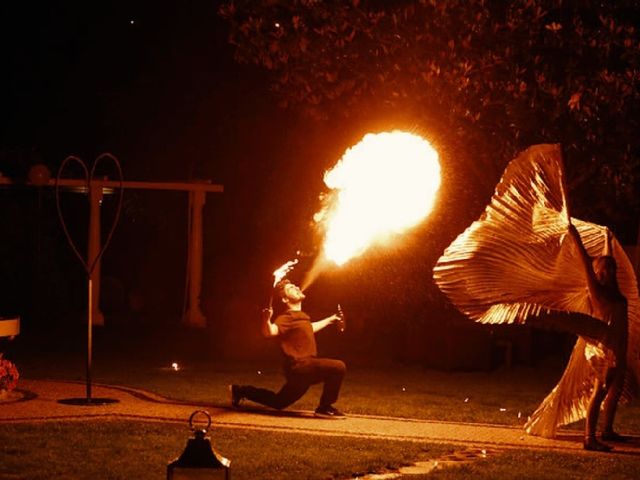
302, 130, 441, 289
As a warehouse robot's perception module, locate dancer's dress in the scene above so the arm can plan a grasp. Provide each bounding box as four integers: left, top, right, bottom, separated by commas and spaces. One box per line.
433, 144, 640, 438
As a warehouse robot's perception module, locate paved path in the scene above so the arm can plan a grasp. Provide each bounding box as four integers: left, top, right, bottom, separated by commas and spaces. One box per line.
2, 379, 640, 456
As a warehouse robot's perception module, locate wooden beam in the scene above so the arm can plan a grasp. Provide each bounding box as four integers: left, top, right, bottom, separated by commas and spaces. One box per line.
0, 177, 224, 193
1, 174, 223, 328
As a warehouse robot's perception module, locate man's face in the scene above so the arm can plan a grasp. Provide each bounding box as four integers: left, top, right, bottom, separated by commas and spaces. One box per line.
283, 283, 306, 303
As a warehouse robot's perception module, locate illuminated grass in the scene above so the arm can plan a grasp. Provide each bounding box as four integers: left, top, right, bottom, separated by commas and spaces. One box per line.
7, 346, 640, 479
0, 420, 449, 480
16, 352, 640, 433
1, 421, 640, 479
404, 449, 640, 480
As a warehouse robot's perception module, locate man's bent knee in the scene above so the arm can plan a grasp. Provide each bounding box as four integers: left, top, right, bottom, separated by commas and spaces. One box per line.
330, 359, 346, 375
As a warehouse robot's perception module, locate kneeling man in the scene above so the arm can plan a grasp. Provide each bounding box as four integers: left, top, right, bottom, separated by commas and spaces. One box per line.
230, 280, 346, 418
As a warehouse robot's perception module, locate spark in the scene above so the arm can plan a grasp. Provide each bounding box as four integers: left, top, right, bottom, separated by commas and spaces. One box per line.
171, 362, 179, 371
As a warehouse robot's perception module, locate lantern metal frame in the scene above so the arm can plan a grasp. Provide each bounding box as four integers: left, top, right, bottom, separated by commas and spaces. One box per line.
167, 410, 231, 480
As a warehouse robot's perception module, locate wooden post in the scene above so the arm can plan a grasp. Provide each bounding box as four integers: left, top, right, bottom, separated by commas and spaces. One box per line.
0, 176, 222, 328
185, 189, 207, 327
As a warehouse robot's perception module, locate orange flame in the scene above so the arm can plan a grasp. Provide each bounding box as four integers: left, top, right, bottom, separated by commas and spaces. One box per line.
272, 259, 298, 287
302, 131, 440, 288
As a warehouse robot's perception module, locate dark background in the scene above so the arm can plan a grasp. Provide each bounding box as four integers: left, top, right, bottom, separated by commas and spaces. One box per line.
0, 1, 574, 368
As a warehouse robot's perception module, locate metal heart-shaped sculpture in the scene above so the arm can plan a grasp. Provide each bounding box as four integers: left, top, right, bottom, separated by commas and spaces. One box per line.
55, 153, 124, 276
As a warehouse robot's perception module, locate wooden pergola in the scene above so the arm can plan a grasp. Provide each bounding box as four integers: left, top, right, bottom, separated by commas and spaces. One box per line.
0, 176, 223, 327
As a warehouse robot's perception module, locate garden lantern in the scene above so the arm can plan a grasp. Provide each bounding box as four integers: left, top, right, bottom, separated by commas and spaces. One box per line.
167, 410, 230, 480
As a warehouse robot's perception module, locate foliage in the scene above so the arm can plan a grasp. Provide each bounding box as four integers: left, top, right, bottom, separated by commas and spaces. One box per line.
0, 358, 19, 391
220, 0, 640, 236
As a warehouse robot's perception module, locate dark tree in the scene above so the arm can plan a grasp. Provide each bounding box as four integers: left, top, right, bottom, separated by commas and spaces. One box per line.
220, 0, 640, 240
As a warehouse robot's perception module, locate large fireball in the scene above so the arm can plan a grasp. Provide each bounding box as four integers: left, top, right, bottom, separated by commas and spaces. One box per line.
316, 130, 441, 266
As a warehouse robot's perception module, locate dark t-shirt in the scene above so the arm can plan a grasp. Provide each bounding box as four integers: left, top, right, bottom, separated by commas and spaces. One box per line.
274, 310, 317, 361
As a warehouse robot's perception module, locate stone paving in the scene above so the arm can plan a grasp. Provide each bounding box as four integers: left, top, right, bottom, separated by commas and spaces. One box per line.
2, 379, 640, 456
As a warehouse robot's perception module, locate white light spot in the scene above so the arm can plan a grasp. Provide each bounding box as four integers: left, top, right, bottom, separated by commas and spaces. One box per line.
317, 131, 440, 266
171, 362, 179, 371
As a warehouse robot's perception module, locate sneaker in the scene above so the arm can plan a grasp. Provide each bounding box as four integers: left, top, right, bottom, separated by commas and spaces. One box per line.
314, 405, 346, 419
229, 384, 243, 408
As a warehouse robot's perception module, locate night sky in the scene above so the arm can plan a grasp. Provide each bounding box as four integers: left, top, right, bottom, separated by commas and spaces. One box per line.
2, 2, 244, 175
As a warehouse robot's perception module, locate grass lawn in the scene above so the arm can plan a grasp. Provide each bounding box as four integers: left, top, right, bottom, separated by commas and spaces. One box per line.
1, 421, 640, 479
4, 330, 640, 479
0, 420, 451, 480
403, 449, 640, 480
15, 348, 640, 433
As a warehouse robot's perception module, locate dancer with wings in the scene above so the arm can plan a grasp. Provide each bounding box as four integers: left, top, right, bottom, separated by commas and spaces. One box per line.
433, 144, 639, 450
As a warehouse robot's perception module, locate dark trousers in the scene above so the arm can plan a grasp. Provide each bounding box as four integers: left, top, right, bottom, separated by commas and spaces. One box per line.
242, 357, 346, 410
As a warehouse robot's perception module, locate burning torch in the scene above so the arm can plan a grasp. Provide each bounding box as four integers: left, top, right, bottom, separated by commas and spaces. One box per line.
269, 259, 299, 308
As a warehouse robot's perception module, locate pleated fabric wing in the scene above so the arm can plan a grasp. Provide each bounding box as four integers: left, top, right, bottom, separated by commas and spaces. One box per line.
433, 143, 640, 437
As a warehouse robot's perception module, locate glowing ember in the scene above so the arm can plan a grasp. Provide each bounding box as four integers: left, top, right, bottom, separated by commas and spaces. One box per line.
272, 259, 298, 287
315, 131, 440, 266
171, 362, 179, 371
